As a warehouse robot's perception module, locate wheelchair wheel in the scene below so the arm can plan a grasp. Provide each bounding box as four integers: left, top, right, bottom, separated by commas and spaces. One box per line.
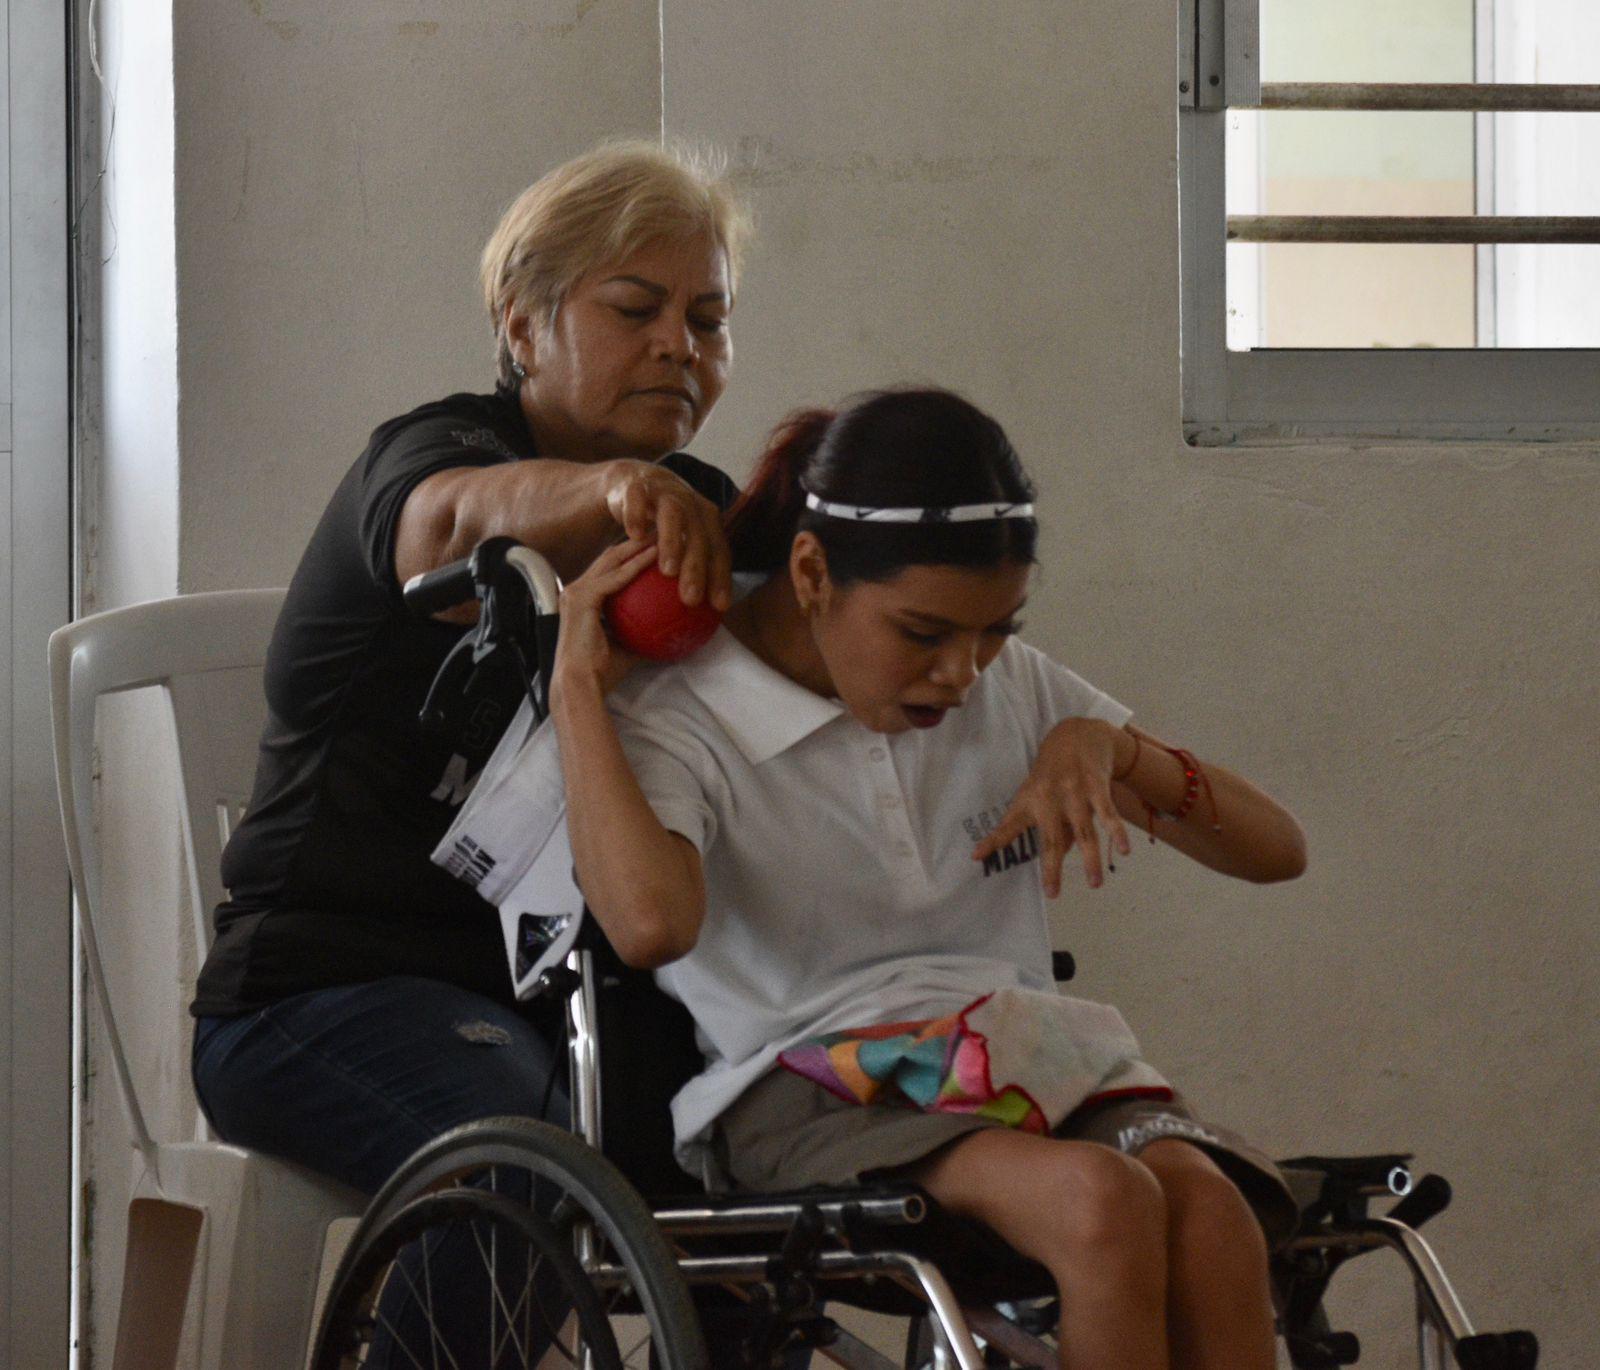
312, 1115, 708, 1370
317, 1187, 626, 1368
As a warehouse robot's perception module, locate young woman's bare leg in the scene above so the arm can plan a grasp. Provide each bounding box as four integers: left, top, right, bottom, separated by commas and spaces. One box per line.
1140, 1139, 1276, 1370
909, 1130, 1169, 1370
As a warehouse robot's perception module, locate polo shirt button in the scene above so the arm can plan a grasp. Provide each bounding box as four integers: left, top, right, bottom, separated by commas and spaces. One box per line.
870, 747, 887, 761
881, 794, 900, 809
895, 840, 912, 856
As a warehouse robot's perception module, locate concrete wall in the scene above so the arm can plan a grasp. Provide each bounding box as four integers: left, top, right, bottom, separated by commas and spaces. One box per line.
86, 0, 1596, 1363
171, 0, 664, 591
670, 3, 1594, 1362
83, 0, 662, 1359
82, 0, 186, 1357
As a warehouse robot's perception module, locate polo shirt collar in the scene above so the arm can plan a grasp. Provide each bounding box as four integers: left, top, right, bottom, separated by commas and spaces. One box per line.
679, 628, 844, 765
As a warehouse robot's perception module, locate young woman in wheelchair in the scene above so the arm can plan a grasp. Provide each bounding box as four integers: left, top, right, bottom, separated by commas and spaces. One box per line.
547, 386, 1308, 1370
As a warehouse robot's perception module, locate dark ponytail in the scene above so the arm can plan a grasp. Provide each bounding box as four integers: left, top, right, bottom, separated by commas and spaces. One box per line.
724, 408, 836, 574
725, 387, 1037, 585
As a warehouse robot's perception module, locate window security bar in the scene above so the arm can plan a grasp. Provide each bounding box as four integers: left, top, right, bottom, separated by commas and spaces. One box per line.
1226, 216, 1600, 245
1253, 83, 1600, 113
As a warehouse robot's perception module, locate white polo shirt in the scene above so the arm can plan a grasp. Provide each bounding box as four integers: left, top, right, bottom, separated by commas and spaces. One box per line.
605, 629, 1133, 1169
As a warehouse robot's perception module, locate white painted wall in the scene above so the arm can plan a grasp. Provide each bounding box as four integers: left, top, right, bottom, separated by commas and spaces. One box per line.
170, 0, 664, 592
83, 0, 662, 1359
86, 1, 1597, 1364
666, 3, 1596, 1364
81, 0, 186, 1357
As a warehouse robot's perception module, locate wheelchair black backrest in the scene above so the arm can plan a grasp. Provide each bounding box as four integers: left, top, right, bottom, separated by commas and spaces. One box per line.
589, 940, 709, 1199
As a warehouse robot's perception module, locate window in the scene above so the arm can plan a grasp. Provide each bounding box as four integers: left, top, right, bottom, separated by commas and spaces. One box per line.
1180, 0, 1600, 441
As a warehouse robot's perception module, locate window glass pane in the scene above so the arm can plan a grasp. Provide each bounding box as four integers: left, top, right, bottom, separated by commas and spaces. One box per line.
1228, 111, 1476, 349
1487, 4, 1600, 346
1261, 0, 1472, 84
1233, 0, 1600, 349
1230, 243, 1477, 348
1242, 110, 1476, 216
1493, 4, 1600, 85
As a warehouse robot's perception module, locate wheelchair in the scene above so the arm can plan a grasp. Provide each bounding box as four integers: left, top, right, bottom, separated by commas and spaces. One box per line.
310, 537, 1538, 1370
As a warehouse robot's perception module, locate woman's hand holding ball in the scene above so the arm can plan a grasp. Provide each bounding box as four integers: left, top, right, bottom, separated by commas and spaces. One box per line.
603, 462, 734, 613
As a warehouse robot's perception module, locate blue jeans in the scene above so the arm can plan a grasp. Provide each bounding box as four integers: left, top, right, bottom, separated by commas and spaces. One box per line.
194, 975, 805, 1367
194, 976, 569, 1367
192, 976, 568, 1193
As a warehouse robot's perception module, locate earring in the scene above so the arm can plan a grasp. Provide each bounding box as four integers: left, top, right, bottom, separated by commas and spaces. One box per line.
511, 359, 528, 381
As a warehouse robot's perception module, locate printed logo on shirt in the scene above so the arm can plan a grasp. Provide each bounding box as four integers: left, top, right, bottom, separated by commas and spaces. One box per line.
450, 426, 518, 459
964, 805, 1040, 877
979, 826, 1040, 877
460, 698, 505, 751
963, 805, 1007, 844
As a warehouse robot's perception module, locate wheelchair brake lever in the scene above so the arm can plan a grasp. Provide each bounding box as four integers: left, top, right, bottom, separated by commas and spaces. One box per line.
417, 631, 481, 732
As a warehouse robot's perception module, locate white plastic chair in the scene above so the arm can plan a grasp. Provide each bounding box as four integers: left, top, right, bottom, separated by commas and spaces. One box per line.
50, 591, 365, 1370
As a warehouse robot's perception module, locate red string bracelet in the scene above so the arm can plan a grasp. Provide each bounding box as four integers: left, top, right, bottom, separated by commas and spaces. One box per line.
1142, 744, 1221, 842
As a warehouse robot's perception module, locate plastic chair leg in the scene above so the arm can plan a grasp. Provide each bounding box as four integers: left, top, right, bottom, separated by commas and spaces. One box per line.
112, 1198, 203, 1370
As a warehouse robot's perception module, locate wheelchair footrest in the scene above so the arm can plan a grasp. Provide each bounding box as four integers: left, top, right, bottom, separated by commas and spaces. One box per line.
1455, 1330, 1539, 1369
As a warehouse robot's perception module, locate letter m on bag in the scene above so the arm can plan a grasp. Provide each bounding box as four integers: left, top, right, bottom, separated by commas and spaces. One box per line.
430, 753, 477, 806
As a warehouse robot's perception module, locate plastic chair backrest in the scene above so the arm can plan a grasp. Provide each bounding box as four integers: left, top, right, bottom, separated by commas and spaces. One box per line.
49, 590, 286, 1166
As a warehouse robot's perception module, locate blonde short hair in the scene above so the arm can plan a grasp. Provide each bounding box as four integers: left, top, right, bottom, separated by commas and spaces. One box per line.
480, 139, 752, 386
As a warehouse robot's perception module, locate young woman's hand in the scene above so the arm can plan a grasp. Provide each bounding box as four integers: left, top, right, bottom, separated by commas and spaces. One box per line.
551, 538, 657, 703
972, 717, 1134, 896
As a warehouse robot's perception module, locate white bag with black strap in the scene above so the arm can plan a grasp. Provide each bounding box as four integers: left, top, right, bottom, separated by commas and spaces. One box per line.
432, 696, 586, 999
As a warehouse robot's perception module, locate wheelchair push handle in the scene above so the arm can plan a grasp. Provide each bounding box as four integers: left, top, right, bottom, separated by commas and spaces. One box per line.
410, 538, 564, 734
403, 537, 563, 617
403, 555, 482, 615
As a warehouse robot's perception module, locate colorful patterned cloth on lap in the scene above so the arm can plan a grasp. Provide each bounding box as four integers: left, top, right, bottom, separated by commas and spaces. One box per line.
778, 988, 1172, 1134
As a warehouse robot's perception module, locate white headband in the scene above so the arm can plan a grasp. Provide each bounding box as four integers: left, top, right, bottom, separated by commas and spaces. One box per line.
803, 491, 1036, 524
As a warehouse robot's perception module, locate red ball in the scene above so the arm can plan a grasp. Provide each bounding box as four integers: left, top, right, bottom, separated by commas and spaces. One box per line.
604, 565, 723, 662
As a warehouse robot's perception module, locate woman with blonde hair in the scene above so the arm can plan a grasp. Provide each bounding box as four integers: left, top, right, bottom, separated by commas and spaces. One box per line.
189, 142, 749, 1360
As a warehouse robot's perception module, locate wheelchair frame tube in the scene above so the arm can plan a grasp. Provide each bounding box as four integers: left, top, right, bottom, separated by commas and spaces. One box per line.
586, 1249, 987, 1370
564, 943, 605, 1370
565, 947, 604, 1152
651, 1193, 927, 1236
1418, 1285, 1449, 1370
1287, 1217, 1477, 1352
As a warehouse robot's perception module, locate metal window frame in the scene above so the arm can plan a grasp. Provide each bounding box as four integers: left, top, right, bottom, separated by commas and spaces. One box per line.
1178, 0, 1600, 444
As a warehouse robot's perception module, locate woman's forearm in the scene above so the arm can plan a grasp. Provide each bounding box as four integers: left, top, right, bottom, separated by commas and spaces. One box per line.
395, 459, 622, 587
552, 676, 706, 968
1111, 725, 1307, 883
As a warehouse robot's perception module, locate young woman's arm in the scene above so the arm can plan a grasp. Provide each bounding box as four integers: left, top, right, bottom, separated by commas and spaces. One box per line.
1108, 722, 1307, 883
550, 539, 706, 969
974, 717, 1306, 895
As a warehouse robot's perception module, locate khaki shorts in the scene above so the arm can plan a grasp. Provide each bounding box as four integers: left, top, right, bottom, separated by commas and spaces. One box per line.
708, 1067, 1298, 1246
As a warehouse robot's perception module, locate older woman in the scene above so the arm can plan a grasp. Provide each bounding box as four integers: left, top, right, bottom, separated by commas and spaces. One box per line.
190, 141, 749, 1199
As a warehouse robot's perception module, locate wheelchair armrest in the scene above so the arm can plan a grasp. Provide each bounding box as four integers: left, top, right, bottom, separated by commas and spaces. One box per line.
1279, 1152, 1424, 1230
1280, 1152, 1414, 1196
